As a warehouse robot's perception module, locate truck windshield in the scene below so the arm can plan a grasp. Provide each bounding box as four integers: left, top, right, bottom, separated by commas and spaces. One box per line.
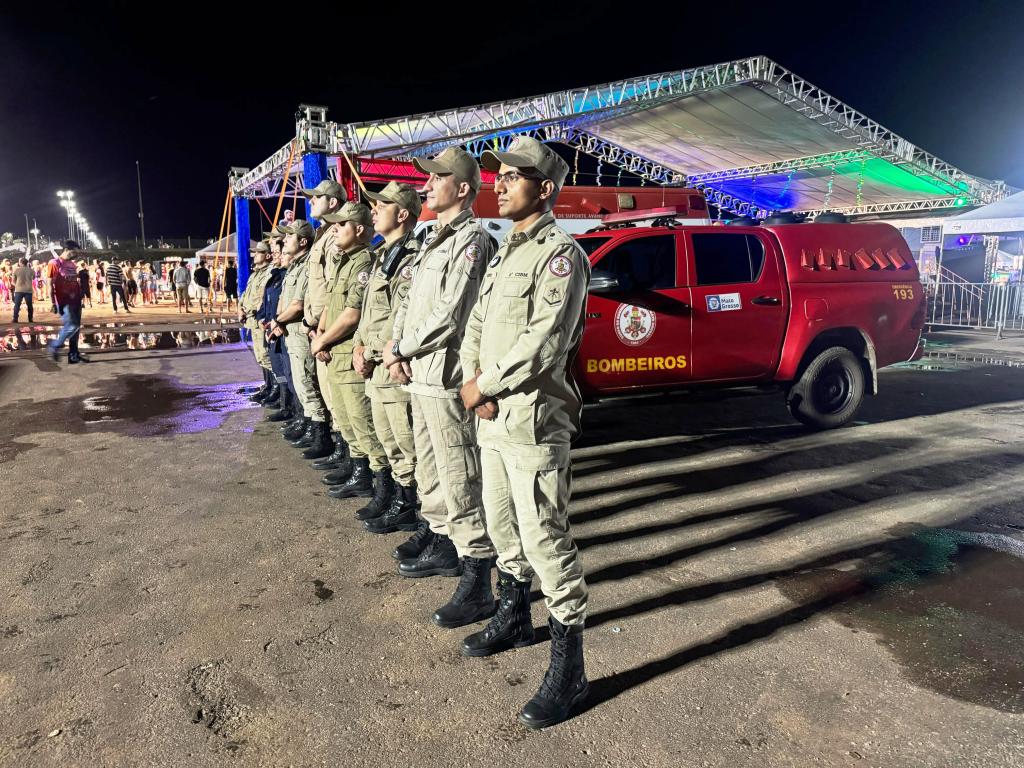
575, 236, 612, 258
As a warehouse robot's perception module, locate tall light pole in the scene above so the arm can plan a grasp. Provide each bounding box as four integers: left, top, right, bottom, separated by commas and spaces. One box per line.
24, 213, 31, 256
136, 160, 147, 247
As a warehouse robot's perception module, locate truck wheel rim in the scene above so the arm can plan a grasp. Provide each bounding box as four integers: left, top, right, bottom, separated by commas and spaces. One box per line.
812, 363, 854, 414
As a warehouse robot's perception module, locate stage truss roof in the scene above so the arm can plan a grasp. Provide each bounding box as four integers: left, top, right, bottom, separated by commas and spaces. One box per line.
231, 56, 1006, 219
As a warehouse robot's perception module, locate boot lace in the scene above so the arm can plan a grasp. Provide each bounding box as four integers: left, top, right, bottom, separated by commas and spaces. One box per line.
450, 558, 482, 602
538, 635, 575, 698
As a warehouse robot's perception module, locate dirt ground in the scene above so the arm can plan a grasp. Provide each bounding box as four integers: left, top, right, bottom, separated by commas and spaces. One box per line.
0, 331, 1022, 767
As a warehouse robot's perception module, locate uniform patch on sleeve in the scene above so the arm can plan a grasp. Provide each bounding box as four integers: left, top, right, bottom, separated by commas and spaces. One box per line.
357, 271, 369, 285
544, 286, 564, 305
400, 265, 414, 280
548, 254, 573, 277
464, 244, 481, 263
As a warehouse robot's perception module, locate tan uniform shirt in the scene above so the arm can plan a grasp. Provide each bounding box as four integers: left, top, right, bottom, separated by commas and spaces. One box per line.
354, 234, 418, 392
304, 227, 336, 328
322, 243, 373, 379
240, 265, 271, 322
392, 209, 494, 398
278, 250, 310, 334
461, 212, 591, 446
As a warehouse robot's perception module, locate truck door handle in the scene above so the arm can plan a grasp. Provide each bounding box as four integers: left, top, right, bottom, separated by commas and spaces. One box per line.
751, 296, 781, 306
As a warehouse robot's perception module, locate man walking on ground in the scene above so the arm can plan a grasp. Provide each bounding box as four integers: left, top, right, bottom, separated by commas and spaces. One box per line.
106, 260, 130, 314
193, 260, 212, 313
46, 241, 89, 364
382, 147, 498, 628
224, 258, 238, 313
173, 261, 191, 313
12, 257, 34, 323
459, 136, 591, 729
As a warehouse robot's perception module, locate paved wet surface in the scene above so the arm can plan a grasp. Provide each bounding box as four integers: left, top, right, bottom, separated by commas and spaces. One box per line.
0, 373, 257, 447
0, 335, 1022, 767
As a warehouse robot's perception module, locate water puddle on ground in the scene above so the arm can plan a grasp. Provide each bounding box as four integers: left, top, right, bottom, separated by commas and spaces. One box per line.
777, 526, 1024, 712
896, 350, 1024, 372
1, 329, 241, 354
0, 374, 257, 443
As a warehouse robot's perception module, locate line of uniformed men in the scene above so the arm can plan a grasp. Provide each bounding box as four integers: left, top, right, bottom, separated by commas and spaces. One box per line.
237, 137, 590, 729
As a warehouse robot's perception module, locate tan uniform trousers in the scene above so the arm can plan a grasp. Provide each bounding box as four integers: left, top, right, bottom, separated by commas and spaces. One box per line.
285, 326, 327, 423
248, 320, 271, 370
411, 394, 494, 559
368, 387, 416, 487
325, 366, 387, 470
479, 442, 587, 626
316, 358, 333, 414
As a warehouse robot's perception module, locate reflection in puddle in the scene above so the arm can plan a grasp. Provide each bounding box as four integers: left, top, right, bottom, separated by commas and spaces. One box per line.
0, 374, 257, 439
1, 329, 241, 354
777, 527, 1024, 713
896, 351, 1024, 372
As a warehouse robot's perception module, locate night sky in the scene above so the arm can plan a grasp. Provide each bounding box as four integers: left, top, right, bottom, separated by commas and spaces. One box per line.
3, 1, 1023, 243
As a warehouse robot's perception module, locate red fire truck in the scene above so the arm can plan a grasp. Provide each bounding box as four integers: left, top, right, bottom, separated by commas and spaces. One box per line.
574, 208, 925, 429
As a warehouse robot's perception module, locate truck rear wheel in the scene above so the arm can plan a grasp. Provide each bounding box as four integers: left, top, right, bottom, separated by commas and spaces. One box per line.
787, 346, 864, 429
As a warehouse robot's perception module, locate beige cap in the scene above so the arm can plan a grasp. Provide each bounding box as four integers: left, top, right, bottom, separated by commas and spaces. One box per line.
363, 181, 423, 218
281, 219, 315, 242
253, 242, 270, 254
412, 146, 481, 191
481, 135, 569, 188
301, 179, 348, 201
321, 202, 374, 228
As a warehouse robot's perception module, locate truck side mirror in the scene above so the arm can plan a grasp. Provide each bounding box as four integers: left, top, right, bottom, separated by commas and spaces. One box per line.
589, 269, 620, 294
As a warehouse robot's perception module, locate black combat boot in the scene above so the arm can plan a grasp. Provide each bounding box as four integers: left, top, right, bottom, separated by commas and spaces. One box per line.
461, 569, 535, 656
321, 455, 354, 486
283, 417, 308, 442
518, 618, 588, 730
356, 468, 394, 521
328, 458, 372, 498
249, 370, 271, 402
432, 556, 497, 628
365, 484, 419, 534
301, 422, 334, 459
312, 433, 346, 470
265, 387, 293, 422
289, 420, 316, 447
392, 519, 432, 560
261, 381, 281, 408
397, 532, 461, 578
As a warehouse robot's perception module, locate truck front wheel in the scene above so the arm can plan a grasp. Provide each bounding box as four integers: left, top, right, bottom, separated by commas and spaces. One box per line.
787, 346, 865, 429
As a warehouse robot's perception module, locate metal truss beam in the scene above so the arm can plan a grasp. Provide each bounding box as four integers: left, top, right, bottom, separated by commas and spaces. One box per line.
334, 57, 766, 158
561, 129, 686, 186
686, 150, 876, 185
798, 197, 972, 218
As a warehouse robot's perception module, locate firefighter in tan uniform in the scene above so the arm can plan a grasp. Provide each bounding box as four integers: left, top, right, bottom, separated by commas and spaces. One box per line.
269, 220, 325, 450
239, 241, 274, 403
309, 203, 388, 501
301, 180, 347, 467
382, 147, 497, 629
351, 183, 421, 535
459, 136, 590, 729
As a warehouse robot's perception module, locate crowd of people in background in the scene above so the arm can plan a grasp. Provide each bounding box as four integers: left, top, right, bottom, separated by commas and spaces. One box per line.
1, 255, 239, 321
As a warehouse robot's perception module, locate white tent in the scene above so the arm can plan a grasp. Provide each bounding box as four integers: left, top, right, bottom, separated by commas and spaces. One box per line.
195, 232, 257, 260
944, 190, 1024, 235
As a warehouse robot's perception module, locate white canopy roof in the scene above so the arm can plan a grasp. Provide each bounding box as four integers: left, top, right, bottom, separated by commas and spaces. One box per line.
195, 232, 256, 258
943, 190, 1024, 235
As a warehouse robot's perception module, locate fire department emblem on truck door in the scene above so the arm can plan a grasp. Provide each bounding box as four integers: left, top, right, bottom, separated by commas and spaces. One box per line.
614, 304, 656, 347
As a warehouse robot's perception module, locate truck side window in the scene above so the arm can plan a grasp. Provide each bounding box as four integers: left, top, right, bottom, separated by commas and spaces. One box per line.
594, 235, 676, 291
692, 234, 766, 286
